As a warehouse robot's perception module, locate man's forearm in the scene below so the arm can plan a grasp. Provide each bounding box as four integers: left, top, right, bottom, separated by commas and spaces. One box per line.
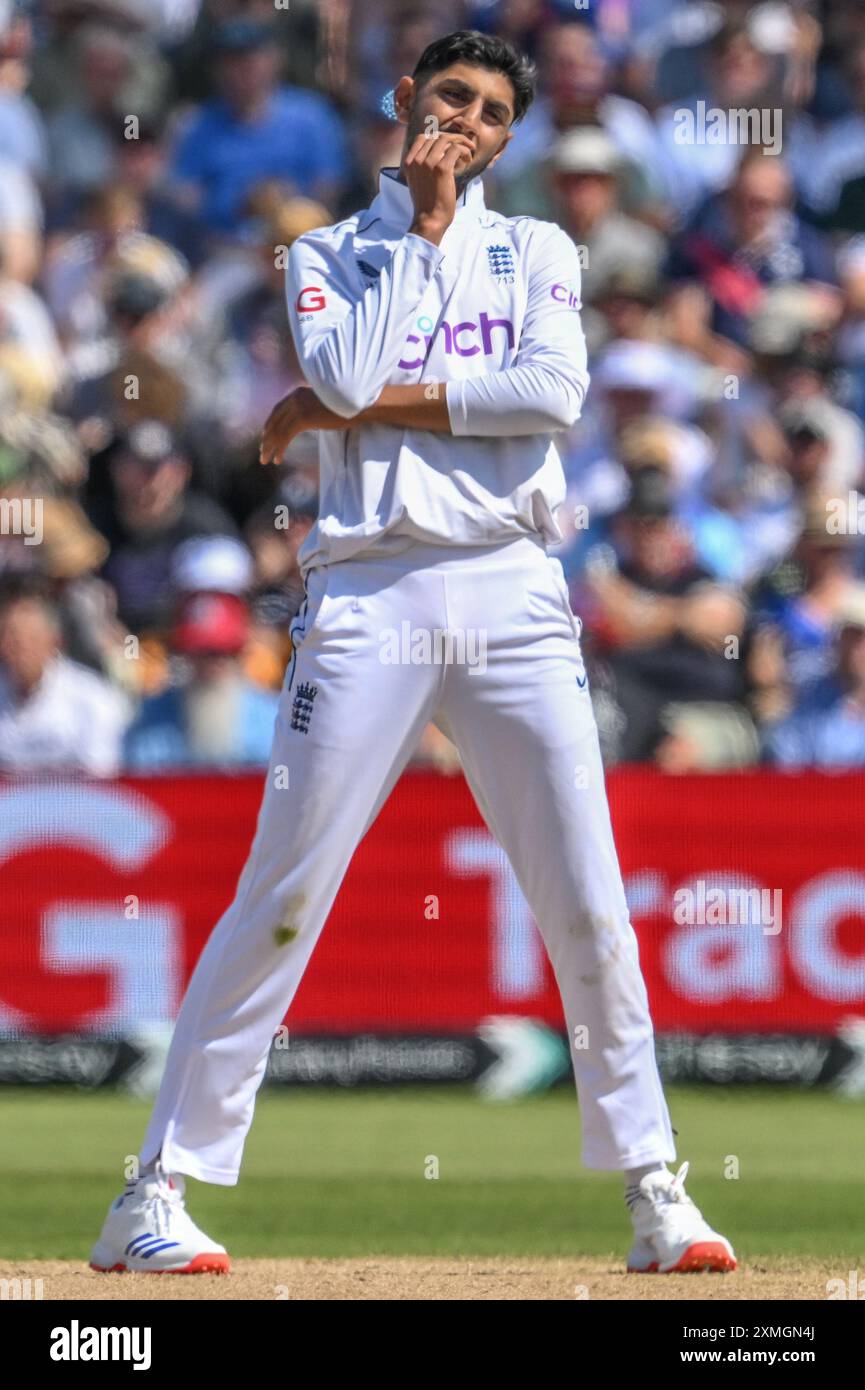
260, 384, 450, 464
293, 371, 578, 444
352, 364, 584, 436
352, 384, 453, 431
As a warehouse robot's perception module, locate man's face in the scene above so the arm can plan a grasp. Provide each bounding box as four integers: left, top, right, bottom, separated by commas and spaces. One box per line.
396, 62, 515, 188
626, 514, 675, 575
541, 24, 606, 106
189, 652, 241, 683
784, 429, 828, 486
711, 33, 772, 104
730, 161, 790, 243
554, 169, 616, 225
81, 40, 129, 112
217, 45, 280, 111
0, 600, 58, 691
111, 453, 189, 523
117, 138, 164, 193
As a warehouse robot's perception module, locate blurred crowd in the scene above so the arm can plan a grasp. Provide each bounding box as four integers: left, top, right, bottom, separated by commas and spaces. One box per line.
1, 0, 864, 776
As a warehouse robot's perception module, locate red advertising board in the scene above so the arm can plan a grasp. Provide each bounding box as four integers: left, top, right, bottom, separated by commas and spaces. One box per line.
0, 769, 863, 1038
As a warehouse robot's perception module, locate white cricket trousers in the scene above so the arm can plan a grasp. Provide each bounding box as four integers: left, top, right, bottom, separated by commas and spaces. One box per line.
140, 535, 676, 1183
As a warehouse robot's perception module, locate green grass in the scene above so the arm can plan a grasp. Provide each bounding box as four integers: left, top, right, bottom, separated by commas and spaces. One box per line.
1, 1085, 863, 1260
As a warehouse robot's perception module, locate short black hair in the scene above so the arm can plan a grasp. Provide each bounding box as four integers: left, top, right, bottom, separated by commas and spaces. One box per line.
411, 30, 536, 125
0, 573, 59, 621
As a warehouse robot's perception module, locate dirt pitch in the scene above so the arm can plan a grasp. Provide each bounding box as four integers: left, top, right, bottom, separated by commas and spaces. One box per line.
0, 1257, 838, 1300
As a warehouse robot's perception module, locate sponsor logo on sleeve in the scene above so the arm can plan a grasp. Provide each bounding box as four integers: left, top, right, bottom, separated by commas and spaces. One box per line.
296, 286, 327, 316
551, 281, 581, 310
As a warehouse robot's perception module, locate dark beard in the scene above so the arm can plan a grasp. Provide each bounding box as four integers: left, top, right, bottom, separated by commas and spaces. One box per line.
400, 116, 496, 191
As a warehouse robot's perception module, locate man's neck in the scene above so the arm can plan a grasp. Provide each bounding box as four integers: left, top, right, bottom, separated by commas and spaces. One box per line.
11, 659, 54, 703
229, 91, 271, 124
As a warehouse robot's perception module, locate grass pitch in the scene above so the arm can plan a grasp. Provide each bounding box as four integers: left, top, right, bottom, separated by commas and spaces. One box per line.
1, 1084, 863, 1266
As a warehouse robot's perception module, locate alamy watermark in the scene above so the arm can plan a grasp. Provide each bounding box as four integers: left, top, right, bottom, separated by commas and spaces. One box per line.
0, 497, 43, 545
673, 101, 782, 155
826, 492, 865, 535
379, 622, 488, 674
674, 882, 782, 935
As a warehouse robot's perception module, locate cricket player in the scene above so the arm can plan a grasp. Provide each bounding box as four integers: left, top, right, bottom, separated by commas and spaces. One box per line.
91, 30, 736, 1277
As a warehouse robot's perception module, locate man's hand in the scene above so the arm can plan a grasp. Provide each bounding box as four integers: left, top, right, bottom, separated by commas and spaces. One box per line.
677, 585, 746, 654
404, 130, 475, 246
260, 383, 455, 463
260, 386, 341, 464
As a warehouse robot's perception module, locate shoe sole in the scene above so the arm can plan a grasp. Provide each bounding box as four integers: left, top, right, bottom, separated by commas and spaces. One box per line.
90, 1253, 230, 1275
628, 1241, 737, 1274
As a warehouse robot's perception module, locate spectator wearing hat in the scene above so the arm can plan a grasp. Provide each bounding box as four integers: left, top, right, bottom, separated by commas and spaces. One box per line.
167, 19, 348, 235
724, 286, 863, 532
556, 405, 750, 587
169, 531, 288, 692
491, 20, 668, 222
589, 263, 665, 351
547, 126, 665, 306
554, 336, 716, 580
736, 399, 864, 586
123, 588, 277, 771
764, 583, 865, 766
0, 575, 130, 776
579, 465, 752, 765
749, 496, 864, 720
41, 188, 190, 379
90, 420, 237, 633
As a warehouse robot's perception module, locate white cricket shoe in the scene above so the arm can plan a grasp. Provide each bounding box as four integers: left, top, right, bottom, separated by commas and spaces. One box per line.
90, 1164, 230, 1274
626, 1161, 737, 1273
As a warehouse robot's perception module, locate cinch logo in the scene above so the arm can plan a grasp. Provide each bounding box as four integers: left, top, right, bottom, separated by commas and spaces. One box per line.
398, 311, 514, 370
551, 283, 581, 310
295, 286, 326, 313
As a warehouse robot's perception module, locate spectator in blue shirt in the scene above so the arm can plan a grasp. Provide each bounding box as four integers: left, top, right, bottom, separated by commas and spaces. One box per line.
168, 19, 348, 236
765, 584, 865, 766
751, 506, 862, 703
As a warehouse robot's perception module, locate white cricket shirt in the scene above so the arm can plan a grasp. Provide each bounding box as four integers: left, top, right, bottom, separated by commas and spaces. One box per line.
285, 165, 590, 575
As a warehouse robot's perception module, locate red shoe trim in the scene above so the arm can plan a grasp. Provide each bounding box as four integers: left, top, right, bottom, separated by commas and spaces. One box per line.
668, 1241, 737, 1273
166, 1253, 230, 1274
90, 1253, 230, 1275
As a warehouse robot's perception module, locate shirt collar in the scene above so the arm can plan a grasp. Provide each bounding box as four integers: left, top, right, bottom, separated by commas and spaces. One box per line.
362, 165, 487, 232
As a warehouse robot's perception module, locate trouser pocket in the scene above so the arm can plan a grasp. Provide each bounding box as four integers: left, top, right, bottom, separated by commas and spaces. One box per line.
286, 566, 330, 691
547, 557, 583, 643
